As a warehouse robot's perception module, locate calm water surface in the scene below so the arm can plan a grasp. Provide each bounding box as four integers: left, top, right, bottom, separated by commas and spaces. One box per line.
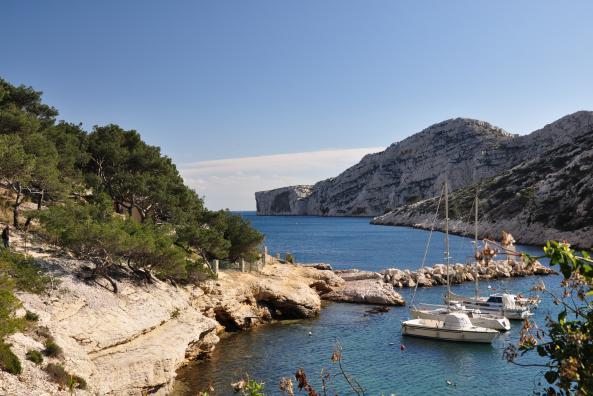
173, 213, 560, 396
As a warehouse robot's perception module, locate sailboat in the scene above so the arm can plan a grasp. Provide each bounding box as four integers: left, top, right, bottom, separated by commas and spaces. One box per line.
447, 292, 532, 320
411, 187, 510, 331
402, 181, 499, 343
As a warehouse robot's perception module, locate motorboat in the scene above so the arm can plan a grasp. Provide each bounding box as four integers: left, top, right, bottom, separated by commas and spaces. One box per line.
448, 292, 532, 320
411, 303, 511, 331
402, 312, 498, 343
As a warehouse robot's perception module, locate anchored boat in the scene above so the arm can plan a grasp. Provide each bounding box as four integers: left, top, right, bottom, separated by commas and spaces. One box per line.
402, 180, 501, 342
448, 292, 532, 320
411, 303, 510, 331
402, 311, 499, 343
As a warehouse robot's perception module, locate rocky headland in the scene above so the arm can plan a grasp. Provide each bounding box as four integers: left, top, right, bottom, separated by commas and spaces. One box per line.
372, 113, 593, 248
256, 111, 593, 248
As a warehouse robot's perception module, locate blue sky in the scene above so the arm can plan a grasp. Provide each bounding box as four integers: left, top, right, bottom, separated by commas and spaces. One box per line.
2, 1, 593, 209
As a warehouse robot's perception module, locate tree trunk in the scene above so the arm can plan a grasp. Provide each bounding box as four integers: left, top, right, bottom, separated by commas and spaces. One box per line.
24, 191, 43, 229
13, 185, 22, 229
36, 191, 43, 210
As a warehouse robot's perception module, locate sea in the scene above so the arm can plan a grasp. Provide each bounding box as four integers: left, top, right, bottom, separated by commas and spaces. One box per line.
173, 213, 562, 396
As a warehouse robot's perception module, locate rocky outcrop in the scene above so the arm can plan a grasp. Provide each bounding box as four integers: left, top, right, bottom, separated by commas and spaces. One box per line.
380, 259, 556, 289
373, 113, 593, 248
255, 185, 314, 215
194, 262, 345, 331
322, 270, 405, 305
2, 239, 219, 396
256, 111, 593, 219
1, 238, 346, 396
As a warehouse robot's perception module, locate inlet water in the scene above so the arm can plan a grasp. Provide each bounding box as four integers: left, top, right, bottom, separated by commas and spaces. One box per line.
173, 213, 560, 396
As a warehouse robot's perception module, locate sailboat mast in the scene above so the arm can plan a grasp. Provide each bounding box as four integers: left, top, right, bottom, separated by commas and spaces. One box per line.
474, 188, 479, 303
445, 180, 450, 303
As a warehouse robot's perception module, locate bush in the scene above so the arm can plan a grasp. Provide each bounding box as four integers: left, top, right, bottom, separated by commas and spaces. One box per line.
44, 363, 87, 390
25, 310, 39, 321
0, 250, 50, 294
26, 349, 43, 364
0, 341, 22, 374
43, 339, 62, 358
0, 275, 26, 338
170, 308, 180, 319
285, 253, 294, 264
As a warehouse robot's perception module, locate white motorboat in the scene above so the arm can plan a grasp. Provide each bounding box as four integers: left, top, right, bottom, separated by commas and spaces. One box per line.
448, 292, 532, 320
411, 303, 511, 331
402, 312, 498, 343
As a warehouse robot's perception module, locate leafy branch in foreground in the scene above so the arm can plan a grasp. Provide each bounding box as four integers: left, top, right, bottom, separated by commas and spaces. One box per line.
504, 241, 593, 395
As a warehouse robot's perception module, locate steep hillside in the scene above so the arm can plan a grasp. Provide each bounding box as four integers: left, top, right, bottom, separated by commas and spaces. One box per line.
256, 111, 593, 218
372, 121, 593, 248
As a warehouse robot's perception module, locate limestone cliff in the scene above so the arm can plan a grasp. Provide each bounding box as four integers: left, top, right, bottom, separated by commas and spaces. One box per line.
372, 114, 593, 248
0, 234, 220, 396
256, 111, 593, 218
1, 233, 396, 395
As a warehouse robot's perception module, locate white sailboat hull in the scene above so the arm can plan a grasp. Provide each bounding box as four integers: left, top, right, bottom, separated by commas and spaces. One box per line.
448, 299, 530, 320
402, 319, 498, 343
411, 308, 511, 331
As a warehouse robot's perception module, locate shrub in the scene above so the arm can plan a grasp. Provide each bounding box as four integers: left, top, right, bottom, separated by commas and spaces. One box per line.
285, 253, 294, 264
0, 250, 50, 294
0, 275, 26, 338
25, 310, 39, 321
0, 341, 22, 374
170, 308, 180, 319
43, 339, 63, 358
26, 349, 43, 364
44, 363, 87, 390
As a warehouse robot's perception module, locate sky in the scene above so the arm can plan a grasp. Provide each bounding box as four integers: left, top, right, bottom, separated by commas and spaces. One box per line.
2, 1, 593, 209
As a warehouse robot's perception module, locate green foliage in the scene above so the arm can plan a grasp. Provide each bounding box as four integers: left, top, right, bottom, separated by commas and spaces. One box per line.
39, 201, 194, 287
0, 78, 57, 135
243, 379, 265, 396
0, 274, 25, 338
24, 310, 39, 321
285, 253, 294, 264
508, 241, 593, 395
25, 349, 43, 364
0, 76, 265, 288
0, 341, 22, 374
222, 211, 264, 262
43, 339, 63, 358
44, 363, 87, 390
0, 249, 50, 294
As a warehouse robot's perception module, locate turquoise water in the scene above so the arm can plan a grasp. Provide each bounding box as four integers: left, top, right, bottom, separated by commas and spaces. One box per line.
174, 213, 560, 395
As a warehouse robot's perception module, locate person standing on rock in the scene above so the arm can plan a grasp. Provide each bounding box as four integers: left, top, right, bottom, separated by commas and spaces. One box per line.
2, 225, 10, 249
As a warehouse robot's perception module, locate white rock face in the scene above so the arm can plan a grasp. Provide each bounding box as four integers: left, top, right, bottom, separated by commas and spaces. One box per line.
1, 242, 349, 396
9, 254, 219, 396
255, 185, 313, 215
256, 111, 593, 217
372, 111, 593, 248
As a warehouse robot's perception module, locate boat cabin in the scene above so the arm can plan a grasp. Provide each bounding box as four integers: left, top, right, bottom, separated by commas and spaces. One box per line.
443, 312, 473, 330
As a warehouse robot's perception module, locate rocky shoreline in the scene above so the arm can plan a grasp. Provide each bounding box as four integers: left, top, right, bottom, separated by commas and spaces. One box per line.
1, 233, 555, 395
1, 234, 406, 396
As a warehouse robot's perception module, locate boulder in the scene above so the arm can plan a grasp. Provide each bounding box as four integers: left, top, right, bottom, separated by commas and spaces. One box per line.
334, 269, 383, 282
322, 279, 405, 306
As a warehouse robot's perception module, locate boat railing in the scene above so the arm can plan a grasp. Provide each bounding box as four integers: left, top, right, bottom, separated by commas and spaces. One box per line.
415, 303, 447, 309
